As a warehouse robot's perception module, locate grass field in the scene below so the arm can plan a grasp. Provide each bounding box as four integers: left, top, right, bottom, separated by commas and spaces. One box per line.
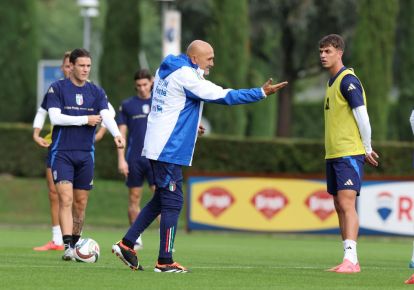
1, 227, 414, 290
0, 175, 163, 227
1, 176, 414, 289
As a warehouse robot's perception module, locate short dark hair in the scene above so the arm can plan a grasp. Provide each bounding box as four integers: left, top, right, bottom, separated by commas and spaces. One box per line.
69, 48, 91, 64
134, 68, 152, 81
319, 34, 345, 51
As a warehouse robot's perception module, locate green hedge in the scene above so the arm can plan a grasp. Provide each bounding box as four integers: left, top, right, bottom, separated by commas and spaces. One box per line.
1, 124, 413, 179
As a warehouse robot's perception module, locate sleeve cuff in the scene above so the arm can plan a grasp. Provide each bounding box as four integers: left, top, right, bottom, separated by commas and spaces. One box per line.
261, 88, 267, 98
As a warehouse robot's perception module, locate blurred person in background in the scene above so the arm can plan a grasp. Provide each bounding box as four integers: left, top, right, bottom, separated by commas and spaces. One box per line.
319, 34, 379, 274
32, 51, 71, 251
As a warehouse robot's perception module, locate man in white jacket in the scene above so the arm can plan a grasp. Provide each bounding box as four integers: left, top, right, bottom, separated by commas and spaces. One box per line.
112, 40, 287, 273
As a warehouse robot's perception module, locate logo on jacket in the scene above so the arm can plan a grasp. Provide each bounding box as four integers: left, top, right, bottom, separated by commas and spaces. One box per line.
152, 104, 163, 112
376, 192, 393, 221
251, 188, 288, 220
76, 94, 84, 106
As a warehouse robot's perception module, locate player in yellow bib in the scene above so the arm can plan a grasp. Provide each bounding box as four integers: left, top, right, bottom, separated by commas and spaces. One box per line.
319, 34, 379, 273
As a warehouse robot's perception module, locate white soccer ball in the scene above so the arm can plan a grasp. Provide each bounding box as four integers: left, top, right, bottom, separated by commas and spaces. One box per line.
74, 238, 100, 263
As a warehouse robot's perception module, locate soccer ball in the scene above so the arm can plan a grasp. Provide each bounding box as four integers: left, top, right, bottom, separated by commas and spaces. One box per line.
73, 238, 100, 263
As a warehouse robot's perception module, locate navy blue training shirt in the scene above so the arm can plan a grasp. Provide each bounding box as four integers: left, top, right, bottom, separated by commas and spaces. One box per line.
329, 66, 365, 109
46, 78, 109, 151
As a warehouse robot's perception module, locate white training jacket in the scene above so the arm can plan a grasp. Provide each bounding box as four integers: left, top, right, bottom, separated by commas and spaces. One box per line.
142, 54, 266, 166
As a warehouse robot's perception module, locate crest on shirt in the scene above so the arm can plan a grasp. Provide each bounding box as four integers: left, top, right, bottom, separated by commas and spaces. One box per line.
76, 94, 84, 105
142, 104, 150, 114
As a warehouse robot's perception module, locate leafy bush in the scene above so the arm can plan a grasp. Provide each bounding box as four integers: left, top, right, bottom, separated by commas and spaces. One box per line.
1, 124, 413, 179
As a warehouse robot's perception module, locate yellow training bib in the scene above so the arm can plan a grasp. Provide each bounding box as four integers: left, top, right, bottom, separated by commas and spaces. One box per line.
43, 124, 53, 145
324, 69, 366, 159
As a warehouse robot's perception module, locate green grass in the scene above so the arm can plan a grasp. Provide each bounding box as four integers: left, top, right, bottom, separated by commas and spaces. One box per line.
0, 175, 168, 227
1, 227, 414, 290
1, 176, 414, 289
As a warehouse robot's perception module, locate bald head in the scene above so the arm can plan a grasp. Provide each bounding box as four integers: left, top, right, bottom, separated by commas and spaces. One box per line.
187, 40, 213, 56
186, 40, 214, 76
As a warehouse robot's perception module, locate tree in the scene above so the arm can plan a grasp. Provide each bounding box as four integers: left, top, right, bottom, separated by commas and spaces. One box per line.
0, 1, 39, 122
352, 0, 398, 140
248, 0, 357, 137
204, 0, 250, 136
37, 0, 83, 59
177, 0, 212, 48
395, 0, 414, 141
99, 0, 141, 107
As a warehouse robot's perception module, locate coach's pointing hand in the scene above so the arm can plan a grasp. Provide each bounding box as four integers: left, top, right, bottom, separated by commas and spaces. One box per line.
262, 78, 288, 96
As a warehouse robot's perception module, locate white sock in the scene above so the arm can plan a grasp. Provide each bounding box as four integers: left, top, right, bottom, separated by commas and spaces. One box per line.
52, 225, 63, 245
343, 239, 358, 265
136, 235, 143, 246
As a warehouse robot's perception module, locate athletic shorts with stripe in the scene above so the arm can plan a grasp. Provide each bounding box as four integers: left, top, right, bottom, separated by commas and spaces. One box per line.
50, 150, 94, 190
326, 154, 365, 196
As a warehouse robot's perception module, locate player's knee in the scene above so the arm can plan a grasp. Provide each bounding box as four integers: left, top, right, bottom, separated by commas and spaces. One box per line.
59, 196, 73, 207
74, 198, 88, 210
337, 200, 356, 213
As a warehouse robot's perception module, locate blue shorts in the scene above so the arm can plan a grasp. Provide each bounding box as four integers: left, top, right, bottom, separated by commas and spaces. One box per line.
50, 150, 94, 190
126, 157, 155, 188
326, 155, 364, 196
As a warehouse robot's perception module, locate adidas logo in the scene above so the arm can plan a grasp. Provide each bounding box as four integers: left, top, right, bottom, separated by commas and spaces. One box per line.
48, 87, 54, 93
344, 179, 354, 186
347, 83, 356, 91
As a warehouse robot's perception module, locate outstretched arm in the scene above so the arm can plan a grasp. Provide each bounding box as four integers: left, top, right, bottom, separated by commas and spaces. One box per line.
179, 67, 288, 105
